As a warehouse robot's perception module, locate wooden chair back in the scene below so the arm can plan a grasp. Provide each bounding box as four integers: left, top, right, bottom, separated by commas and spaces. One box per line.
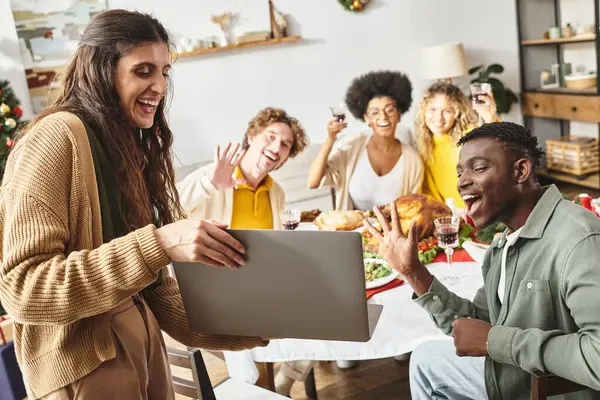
167, 347, 216, 400
531, 371, 588, 400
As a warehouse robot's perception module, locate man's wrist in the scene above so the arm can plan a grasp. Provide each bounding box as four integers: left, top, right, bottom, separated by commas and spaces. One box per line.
209, 176, 222, 191
405, 264, 434, 296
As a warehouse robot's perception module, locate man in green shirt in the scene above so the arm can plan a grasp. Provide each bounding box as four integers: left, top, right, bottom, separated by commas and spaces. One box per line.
366, 122, 600, 399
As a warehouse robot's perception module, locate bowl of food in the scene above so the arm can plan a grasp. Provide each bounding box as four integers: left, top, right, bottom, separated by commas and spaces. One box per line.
364, 258, 398, 289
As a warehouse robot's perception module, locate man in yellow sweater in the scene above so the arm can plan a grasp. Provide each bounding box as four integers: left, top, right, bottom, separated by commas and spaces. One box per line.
176, 107, 312, 395
177, 107, 308, 227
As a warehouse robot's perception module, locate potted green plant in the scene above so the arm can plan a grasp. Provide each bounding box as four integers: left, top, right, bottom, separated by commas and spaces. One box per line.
469, 64, 519, 115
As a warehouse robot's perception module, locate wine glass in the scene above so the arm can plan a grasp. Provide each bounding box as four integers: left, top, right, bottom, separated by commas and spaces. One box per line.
329, 103, 348, 141
281, 208, 300, 230
434, 216, 460, 278
470, 83, 491, 105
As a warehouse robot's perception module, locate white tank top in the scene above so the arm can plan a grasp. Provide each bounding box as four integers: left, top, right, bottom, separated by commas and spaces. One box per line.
348, 149, 411, 210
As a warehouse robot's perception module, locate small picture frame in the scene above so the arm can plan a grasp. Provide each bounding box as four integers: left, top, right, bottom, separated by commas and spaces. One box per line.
540, 69, 558, 89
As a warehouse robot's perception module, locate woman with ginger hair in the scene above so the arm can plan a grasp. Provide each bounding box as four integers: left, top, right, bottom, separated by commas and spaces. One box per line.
413, 81, 499, 208
0, 9, 266, 399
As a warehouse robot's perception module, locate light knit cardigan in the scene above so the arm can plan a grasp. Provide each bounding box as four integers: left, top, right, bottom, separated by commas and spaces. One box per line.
320, 132, 424, 210
0, 112, 265, 399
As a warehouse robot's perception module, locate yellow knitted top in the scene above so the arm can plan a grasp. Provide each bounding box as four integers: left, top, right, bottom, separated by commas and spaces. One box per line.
0, 112, 265, 399
423, 134, 465, 208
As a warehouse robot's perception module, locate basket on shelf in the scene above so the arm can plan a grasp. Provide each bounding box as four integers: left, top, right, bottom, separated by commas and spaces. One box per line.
546, 136, 599, 177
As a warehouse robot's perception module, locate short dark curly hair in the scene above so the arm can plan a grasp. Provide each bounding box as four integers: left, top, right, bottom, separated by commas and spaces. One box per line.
344, 70, 413, 121
457, 122, 545, 179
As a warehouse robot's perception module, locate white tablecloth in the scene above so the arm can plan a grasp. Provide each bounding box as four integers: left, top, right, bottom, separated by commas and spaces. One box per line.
223, 261, 484, 383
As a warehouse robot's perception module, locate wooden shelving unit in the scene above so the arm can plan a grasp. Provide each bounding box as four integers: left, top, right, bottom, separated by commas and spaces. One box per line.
516, 0, 600, 191
521, 34, 596, 46
529, 87, 597, 95
538, 169, 600, 190
176, 36, 302, 58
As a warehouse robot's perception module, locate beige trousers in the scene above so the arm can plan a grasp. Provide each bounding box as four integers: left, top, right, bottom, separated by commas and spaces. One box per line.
41, 296, 174, 400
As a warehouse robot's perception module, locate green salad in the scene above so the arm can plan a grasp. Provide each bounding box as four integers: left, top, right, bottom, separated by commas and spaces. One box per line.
363, 251, 383, 259
364, 260, 392, 282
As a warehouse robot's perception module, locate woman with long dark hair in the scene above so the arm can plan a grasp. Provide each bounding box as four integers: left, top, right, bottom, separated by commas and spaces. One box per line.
0, 10, 265, 399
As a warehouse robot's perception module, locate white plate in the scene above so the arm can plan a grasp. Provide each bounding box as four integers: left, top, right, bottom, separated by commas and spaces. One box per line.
364, 258, 399, 289
296, 222, 318, 231
462, 241, 490, 265
353, 217, 379, 233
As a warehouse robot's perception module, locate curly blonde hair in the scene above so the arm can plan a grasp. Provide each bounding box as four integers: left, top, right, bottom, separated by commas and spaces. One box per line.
413, 82, 477, 162
242, 107, 309, 158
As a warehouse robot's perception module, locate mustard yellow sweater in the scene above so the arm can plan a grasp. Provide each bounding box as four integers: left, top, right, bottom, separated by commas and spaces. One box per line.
0, 112, 265, 399
423, 134, 465, 208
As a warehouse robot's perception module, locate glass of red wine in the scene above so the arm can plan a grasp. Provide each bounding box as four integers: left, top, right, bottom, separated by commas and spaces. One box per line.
434, 216, 460, 276
329, 103, 348, 142
281, 208, 301, 230
330, 103, 346, 123
470, 83, 491, 105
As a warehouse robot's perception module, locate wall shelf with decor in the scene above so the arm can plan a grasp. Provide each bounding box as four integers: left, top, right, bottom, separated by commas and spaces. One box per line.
176, 35, 302, 58
516, 0, 600, 191
521, 34, 596, 46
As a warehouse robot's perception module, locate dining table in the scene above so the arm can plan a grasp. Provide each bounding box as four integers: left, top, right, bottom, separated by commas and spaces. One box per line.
221, 229, 487, 384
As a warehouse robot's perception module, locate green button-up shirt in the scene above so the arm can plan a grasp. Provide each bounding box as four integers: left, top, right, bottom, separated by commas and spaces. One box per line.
414, 185, 600, 399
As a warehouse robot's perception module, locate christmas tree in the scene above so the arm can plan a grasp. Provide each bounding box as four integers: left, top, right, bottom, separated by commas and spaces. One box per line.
0, 80, 26, 316
0, 79, 26, 174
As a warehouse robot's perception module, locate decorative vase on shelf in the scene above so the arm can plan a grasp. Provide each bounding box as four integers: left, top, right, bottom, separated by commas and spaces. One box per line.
211, 12, 235, 47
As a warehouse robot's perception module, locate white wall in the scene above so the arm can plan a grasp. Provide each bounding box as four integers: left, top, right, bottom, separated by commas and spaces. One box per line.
0, 1, 33, 119
2, 0, 522, 166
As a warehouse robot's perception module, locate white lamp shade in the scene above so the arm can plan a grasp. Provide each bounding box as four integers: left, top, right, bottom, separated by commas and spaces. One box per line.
421, 42, 468, 80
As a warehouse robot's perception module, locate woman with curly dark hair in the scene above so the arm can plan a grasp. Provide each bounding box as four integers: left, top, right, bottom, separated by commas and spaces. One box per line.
0, 10, 266, 399
413, 81, 498, 208
307, 70, 424, 211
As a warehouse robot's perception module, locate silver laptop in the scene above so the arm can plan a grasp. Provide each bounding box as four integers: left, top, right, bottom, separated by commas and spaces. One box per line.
173, 229, 383, 342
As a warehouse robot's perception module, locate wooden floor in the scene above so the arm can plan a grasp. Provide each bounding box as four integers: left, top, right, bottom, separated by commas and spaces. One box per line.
200, 352, 413, 400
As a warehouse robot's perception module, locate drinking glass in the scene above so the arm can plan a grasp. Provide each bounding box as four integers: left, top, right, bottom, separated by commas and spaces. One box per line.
329, 103, 348, 141
281, 208, 301, 230
470, 83, 491, 105
329, 103, 346, 123
434, 216, 460, 270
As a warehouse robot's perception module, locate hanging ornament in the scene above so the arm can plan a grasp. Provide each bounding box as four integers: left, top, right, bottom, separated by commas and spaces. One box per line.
5, 118, 16, 129
338, 0, 371, 12
5, 138, 14, 149
13, 106, 23, 118
0, 104, 9, 116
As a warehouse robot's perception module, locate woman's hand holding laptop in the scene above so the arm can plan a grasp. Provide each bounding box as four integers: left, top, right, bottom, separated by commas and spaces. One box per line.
155, 219, 246, 269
